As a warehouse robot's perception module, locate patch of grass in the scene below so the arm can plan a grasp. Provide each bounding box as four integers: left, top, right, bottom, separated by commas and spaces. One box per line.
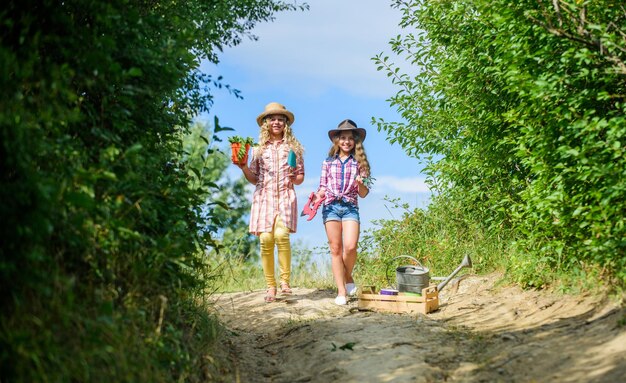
208, 240, 333, 292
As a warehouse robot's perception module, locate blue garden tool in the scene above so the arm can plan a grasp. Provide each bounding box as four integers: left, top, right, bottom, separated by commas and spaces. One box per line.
287, 149, 297, 169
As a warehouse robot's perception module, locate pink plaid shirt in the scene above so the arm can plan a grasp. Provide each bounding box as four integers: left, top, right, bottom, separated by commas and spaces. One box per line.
318, 155, 365, 206
248, 139, 304, 235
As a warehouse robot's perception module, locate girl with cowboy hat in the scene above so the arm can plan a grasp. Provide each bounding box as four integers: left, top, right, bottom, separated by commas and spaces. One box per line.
236, 102, 305, 303
312, 119, 371, 305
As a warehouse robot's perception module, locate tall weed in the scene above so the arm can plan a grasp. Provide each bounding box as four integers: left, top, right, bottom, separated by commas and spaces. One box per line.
356, 197, 511, 290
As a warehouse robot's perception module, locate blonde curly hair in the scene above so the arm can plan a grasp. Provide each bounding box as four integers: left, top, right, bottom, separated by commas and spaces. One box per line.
254, 119, 304, 157
328, 131, 370, 177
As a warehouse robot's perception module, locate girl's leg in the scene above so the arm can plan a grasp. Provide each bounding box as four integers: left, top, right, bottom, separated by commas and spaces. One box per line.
325, 220, 346, 297
341, 220, 360, 284
273, 216, 292, 289
259, 229, 277, 289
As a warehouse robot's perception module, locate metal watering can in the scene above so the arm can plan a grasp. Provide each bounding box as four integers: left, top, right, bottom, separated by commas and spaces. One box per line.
387, 254, 473, 293
386, 255, 430, 294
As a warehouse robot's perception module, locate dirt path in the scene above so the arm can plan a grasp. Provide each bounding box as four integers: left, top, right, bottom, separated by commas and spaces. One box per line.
211, 273, 625, 382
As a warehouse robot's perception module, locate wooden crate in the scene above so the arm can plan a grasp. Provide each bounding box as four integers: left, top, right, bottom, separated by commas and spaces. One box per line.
357, 286, 439, 315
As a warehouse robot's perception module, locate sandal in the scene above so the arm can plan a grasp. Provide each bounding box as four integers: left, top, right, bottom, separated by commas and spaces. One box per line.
280, 282, 293, 295
264, 287, 277, 303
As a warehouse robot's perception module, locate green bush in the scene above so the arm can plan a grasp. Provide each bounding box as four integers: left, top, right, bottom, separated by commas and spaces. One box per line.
0, 0, 307, 381
373, 0, 625, 289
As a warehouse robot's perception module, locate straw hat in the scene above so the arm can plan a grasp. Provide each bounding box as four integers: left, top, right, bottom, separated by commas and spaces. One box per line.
256, 102, 295, 127
327, 119, 367, 142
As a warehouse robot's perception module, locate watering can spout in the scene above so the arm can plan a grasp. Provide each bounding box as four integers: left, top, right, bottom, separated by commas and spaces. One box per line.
437, 254, 472, 292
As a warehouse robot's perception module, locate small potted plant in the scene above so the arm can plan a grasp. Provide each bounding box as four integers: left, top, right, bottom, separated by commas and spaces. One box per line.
228, 136, 255, 164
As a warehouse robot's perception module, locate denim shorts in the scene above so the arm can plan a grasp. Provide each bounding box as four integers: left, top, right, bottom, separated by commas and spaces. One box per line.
322, 200, 360, 223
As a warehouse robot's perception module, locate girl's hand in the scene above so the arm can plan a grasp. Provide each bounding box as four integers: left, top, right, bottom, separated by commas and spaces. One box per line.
355, 175, 370, 198
286, 169, 304, 186
356, 175, 375, 189
312, 190, 325, 204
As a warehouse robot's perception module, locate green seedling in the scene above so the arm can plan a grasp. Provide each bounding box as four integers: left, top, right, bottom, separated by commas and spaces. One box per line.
228, 136, 255, 160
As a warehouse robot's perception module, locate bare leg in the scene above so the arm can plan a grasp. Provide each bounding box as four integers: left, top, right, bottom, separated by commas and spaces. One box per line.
341, 220, 360, 284
325, 220, 346, 297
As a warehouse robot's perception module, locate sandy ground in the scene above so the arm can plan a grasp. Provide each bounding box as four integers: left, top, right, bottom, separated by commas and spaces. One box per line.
211, 273, 626, 382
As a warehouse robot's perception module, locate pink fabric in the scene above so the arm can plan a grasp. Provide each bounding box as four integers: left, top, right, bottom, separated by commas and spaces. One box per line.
318, 155, 365, 206
248, 140, 304, 235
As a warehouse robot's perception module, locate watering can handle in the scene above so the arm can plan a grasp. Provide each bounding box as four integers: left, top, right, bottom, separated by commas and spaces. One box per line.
385, 255, 426, 289
390, 255, 425, 269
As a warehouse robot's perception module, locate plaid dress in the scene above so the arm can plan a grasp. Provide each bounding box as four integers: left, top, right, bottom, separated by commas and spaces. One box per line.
318, 155, 366, 206
248, 139, 304, 235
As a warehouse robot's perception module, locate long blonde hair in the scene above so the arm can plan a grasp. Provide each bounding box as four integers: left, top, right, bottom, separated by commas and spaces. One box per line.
254, 119, 304, 157
328, 131, 370, 177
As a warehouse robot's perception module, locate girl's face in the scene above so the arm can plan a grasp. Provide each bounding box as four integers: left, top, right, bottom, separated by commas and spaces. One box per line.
337, 131, 355, 155
266, 114, 287, 139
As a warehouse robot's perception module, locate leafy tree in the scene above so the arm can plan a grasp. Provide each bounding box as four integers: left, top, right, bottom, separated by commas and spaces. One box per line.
182, 119, 258, 260
0, 0, 307, 381
374, 0, 625, 287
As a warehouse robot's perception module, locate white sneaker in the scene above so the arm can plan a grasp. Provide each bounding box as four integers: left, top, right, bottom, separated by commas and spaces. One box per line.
346, 283, 357, 296
334, 295, 347, 305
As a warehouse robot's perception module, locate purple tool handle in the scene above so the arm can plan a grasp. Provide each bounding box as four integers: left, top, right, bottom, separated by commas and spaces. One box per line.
380, 289, 398, 296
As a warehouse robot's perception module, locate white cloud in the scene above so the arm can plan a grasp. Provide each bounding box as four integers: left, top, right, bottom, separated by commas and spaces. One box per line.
216, 0, 403, 98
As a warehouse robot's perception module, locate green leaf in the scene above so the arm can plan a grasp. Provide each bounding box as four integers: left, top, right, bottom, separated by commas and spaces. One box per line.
127, 67, 142, 77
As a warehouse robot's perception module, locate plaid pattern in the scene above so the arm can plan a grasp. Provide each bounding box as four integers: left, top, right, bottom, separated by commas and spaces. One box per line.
318, 155, 365, 206
248, 140, 304, 235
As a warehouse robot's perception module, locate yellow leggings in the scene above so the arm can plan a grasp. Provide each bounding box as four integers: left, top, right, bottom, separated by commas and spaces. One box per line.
259, 215, 291, 288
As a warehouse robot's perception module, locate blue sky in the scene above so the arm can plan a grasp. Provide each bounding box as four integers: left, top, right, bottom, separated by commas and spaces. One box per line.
200, 0, 432, 253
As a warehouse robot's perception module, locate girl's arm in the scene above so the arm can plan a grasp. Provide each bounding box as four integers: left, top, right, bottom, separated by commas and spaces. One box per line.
355, 164, 370, 198
289, 152, 305, 186
237, 162, 257, 185
355, 175, 369, 198
237, 149, 259, 185
313, 161, 328, 202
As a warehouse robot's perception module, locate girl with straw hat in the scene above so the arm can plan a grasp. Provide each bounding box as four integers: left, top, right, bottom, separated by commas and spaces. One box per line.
236, 102, 305, 303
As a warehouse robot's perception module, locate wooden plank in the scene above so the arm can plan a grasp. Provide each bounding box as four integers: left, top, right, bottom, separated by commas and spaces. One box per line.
422, 286, 439, 312
357, 286, 439, 314
358, 299, 426, 314
358, 293, 425, 302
